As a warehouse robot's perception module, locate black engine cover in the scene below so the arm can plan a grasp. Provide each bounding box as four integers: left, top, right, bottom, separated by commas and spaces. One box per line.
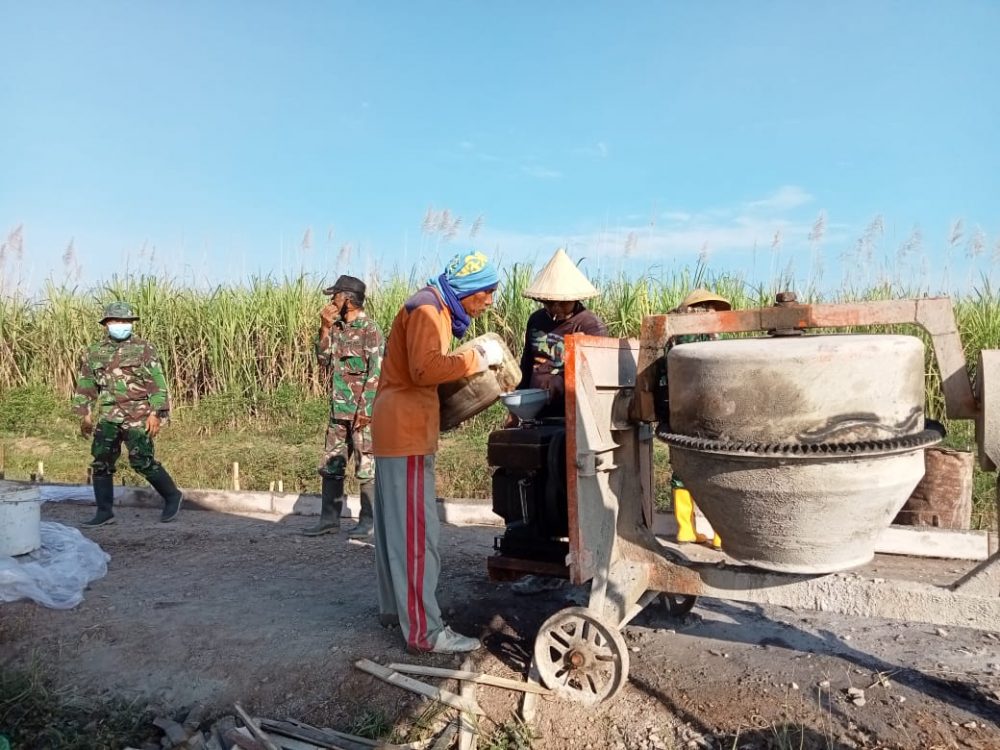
489, 425, 569, 561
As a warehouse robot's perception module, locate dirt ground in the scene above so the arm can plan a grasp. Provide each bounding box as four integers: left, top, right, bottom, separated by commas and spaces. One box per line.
2, 502, 999, 750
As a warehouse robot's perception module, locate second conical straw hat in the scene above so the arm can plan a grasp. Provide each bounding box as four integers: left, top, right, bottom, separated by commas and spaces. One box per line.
677, 288, 732, 311
523, 248, 600, 301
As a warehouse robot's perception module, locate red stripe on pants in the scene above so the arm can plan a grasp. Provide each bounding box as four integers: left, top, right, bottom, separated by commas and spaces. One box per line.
405, 456, 429, 650
415, 456, 427, 645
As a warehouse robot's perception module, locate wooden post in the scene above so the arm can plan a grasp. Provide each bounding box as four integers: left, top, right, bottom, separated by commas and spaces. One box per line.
269, 480, 275, 493
277, 479, 283, 494
37, 461, 44, 483
0, 442, 5, 480
232, 462, 240, 492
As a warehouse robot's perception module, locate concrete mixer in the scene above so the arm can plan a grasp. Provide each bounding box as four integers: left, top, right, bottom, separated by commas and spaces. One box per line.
487, 294, 1000, 705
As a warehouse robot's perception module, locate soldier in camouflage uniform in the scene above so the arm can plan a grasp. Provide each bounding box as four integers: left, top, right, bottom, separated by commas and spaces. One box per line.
71, 301, 184, 527
303, 275, 384, 538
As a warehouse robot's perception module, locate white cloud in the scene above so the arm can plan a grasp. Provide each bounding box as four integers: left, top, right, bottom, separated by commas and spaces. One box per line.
574, 141, 609, 159
469, 185, 841, 267
521, 165, 562, 180
744, 185, 814, 212
459, 140, 475, 151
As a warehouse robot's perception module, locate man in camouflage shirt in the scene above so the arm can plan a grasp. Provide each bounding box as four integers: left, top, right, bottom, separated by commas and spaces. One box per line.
304, 275, 384, 538
71, 301, 184, 527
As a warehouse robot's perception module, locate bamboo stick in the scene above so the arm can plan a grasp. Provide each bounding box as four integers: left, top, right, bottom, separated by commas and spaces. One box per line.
387, 663, 552, 694
354, 660, 483, 715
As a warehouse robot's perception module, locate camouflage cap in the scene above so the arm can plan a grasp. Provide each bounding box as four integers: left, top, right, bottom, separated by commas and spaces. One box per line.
99, 301, 140, 323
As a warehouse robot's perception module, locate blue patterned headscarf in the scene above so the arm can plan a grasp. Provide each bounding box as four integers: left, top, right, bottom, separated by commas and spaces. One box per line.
428, 251, 499, 338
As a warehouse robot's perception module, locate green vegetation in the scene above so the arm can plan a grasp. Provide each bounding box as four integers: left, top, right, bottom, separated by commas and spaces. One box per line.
0, 661, 155, 749
480, 718, 537, 750
1, 268, 998, 527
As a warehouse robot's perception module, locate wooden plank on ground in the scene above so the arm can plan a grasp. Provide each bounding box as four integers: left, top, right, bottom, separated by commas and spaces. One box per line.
387, 663, 552, 695
457, 656, 478, 750
256, 719, 347, 749
260, 718, 401, 750
229, 727, 269, 750
354, 659, 484, 715
428, 723, 458, 750
234, 704, 282, 750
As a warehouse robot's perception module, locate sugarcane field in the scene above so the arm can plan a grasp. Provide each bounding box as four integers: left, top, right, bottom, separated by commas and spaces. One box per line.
3, 4, 1000, 749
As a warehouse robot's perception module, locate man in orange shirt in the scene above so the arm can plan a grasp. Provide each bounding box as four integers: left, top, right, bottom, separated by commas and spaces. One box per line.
371, 251, 503, 654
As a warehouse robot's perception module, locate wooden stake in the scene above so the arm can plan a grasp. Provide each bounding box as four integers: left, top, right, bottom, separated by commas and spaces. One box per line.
0, 442, 5, 480
277, 479, 284, 493
519, 657, 543, 723
269, 481, 275, 492
232, 462, 240, 491
354, 659, 484, 715
37, 461, 44, 483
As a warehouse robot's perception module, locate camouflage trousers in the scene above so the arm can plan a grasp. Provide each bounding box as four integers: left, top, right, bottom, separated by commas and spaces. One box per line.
319, 417, 375, 482
91, 419, 163, 479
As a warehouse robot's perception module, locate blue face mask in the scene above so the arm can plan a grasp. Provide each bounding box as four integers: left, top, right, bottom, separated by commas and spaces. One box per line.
107, 323, 133, 341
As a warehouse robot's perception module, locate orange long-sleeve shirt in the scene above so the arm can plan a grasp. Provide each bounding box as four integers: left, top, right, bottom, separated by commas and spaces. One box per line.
371, 287, 481, 457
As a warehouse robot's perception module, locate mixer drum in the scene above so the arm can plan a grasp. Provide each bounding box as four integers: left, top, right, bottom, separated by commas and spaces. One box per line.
663, 334, 941, 574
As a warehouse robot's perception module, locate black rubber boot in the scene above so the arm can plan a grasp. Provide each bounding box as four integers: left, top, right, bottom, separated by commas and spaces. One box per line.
348, 481, 375, 539
147, 467, 184, 522
81, 474, 116, 528
303, 476, 343, 536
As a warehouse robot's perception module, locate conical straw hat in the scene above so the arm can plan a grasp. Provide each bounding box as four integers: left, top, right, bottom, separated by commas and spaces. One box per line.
523, 248, 599, 301
677, 288, 732, 311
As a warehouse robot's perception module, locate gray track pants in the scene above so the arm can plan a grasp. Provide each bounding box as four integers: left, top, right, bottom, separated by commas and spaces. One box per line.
373, 454, 442, 651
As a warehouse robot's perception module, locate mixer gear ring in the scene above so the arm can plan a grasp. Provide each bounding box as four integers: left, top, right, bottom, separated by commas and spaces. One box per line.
534, 607, 630, 705
656, 423, 944, 458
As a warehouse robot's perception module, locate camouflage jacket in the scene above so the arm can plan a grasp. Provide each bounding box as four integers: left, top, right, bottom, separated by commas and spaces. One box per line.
316, 311, 384, 419
70, 337, 170, 427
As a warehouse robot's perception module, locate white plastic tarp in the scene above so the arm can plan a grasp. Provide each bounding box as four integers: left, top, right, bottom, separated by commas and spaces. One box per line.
0, 522, 110, 609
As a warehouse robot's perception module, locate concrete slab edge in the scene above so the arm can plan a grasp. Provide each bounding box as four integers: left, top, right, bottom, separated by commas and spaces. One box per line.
3, 480, 992, 561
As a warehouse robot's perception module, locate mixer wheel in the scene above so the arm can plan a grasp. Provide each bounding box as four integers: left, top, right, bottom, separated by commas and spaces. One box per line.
660, 593, 698, 617
534, 607, 629, 705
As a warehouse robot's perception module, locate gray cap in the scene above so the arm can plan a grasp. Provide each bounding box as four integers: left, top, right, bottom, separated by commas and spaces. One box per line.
322, 275, 366, 302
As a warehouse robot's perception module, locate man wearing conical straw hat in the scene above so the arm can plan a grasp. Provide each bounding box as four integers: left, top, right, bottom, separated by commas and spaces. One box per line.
668, 288, 732, 549
512, 248, 608, 425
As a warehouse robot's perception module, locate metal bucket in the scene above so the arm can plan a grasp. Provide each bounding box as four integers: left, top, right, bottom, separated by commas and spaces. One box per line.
0, 485, 42, 556
439, 333, 521, 431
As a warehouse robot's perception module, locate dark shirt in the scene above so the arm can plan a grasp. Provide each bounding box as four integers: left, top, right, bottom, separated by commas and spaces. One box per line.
517, 303, 608, 419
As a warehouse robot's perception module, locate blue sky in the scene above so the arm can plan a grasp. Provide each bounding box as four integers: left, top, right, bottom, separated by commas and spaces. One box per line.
2, 1, 998, 294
